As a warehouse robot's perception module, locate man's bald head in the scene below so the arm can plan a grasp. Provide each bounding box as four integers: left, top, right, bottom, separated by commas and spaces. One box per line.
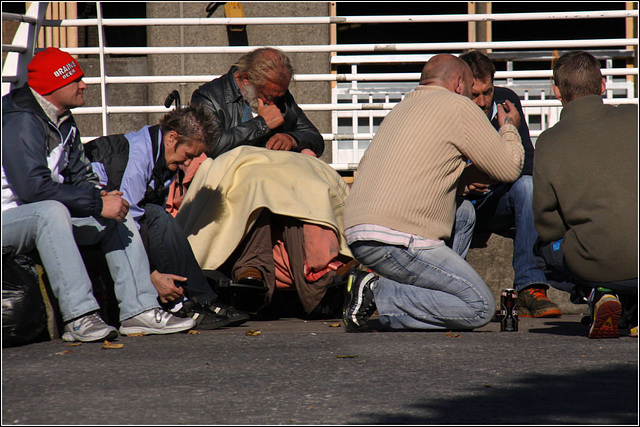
419, 54, 474, 98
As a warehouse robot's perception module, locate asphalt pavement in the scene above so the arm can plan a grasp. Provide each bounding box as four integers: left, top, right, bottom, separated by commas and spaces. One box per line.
2, 314, 638, 425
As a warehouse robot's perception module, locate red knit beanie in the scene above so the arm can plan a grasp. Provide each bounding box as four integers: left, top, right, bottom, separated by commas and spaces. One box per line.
27, 47, 84, 95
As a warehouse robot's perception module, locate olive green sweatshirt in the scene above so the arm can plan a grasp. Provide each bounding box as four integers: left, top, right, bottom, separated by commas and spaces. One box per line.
533, 95, 638, 282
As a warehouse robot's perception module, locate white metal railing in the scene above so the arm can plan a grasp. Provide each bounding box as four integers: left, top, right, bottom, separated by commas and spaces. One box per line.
2, 4, 638, 169
24, 38, 638, 56
329, 49, 637, 165
1, 3, 48, 92
40, 10, 638, 26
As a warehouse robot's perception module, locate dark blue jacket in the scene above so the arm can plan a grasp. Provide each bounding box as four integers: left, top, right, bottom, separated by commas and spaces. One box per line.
2, 85, 103, 217
491, 86, 535, 176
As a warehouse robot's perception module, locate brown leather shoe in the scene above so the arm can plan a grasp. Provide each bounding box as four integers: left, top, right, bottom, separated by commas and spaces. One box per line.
235, 267, 264, 286
334, 259, 360, 278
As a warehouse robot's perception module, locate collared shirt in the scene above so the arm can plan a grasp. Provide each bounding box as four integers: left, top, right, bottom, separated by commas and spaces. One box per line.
242, 102, 255, 123
345, 223, 442, 249
30, 88, 74, 184
30, 87, 71, 128
490, 101, 497, 121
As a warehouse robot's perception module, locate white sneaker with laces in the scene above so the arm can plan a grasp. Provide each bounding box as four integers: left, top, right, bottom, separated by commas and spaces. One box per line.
62, 312, 118, 342
118, 308, 196, 335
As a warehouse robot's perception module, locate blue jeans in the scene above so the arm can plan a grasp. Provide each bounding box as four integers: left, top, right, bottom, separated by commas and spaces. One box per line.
2, 201, 160, 322
447, 198, 476, 259
349, 201, 494, 330
471, 175, 548, 291
533, 238, 638, 297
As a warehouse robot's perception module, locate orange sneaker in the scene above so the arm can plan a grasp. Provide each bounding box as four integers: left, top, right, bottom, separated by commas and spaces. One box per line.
517, 286, 562, 318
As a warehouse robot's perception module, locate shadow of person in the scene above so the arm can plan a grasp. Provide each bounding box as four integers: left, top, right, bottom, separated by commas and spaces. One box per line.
174, 186, 225, 237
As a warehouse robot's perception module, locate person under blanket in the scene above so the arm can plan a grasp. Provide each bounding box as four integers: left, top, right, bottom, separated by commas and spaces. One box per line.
169, 146, 356, 316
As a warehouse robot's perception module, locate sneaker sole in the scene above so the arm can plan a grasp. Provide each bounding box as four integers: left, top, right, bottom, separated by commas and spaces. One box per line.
518, 307, 563, 318
62, 329, 118, 343
589, 299, 621, 339
226, 316, 250, 327
342, 273, 375, 332
119, 322, 195, 336
192, 312, 232, 330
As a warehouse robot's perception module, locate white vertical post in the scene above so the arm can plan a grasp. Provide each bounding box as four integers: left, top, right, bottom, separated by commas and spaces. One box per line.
606, 58, 614, 98
540, 90, 546, 131
96, 1, 109, 136
368, 93, 373, 133
351, 64, 358, 163
524, 90, 530, 124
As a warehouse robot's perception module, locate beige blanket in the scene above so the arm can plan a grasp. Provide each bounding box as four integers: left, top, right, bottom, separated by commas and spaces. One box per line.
175, 146, 352, 271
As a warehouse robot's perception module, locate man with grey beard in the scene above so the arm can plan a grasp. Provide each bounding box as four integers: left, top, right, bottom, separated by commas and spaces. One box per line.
191, 47, 324, 159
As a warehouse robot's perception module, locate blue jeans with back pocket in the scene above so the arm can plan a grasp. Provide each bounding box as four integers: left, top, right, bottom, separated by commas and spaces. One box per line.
349, 204, 495, 331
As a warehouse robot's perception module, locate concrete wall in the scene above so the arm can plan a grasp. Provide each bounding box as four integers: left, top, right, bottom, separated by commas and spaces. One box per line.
74, 57, 150, 141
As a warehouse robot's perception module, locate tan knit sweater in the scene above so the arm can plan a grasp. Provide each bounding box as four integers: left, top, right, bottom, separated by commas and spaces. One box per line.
344, 85, 524, 241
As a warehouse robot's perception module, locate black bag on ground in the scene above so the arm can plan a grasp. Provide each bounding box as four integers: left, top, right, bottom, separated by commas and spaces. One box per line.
2, 248, 48, 347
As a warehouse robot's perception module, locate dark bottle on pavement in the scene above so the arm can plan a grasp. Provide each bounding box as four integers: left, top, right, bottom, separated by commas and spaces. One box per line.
500, 288, 518, 332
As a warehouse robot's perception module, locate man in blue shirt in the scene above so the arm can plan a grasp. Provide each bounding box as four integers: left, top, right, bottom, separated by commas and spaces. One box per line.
460, 50, 562, 318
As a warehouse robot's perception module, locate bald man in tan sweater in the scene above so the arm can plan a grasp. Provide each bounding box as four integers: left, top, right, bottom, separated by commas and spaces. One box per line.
342, 54, 524, 332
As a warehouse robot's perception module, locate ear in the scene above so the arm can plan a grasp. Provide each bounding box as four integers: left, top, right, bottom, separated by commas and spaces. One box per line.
600, 77, 606, 95
552, 84, 562, 103
238, 73, 250, 88
234, 72, 250, 89
164, 130, 178, 148
453, 75, 464, 95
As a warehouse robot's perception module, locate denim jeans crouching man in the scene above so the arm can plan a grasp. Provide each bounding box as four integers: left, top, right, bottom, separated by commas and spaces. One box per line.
348, 200, 495, 331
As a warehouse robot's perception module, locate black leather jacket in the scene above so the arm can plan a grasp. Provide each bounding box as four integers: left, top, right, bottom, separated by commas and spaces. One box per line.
191, 67, 324, 159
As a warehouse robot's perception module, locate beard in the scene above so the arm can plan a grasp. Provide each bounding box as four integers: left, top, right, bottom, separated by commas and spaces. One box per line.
241, 82, 260, 112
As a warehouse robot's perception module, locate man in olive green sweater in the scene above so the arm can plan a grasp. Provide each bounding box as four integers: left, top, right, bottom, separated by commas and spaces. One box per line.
342, 54, 524, 332
532, 51, 638, 339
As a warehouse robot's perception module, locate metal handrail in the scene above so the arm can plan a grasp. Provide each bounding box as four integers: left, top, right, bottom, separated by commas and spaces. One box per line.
74, 68, 637, 86
51, 38, 639, 56
1, 12, 38, 24
72, 97, 638, 119
41, 10, 638, 27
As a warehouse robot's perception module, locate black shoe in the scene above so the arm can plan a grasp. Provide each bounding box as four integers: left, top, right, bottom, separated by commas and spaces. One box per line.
342, 271, 378, 332
201, 299, 250, 327
173, 299, 231, 330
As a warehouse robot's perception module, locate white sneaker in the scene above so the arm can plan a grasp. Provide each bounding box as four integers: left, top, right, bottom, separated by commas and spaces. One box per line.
62, 312, 118, 342
119, 308, 196, 336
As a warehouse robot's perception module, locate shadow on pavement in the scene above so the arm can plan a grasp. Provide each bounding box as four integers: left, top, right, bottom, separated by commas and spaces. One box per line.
356, 364, 638, 425
527, 320, 588, 336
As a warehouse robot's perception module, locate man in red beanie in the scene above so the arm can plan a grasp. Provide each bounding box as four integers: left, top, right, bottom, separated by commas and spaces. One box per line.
2, 47, 196, 342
